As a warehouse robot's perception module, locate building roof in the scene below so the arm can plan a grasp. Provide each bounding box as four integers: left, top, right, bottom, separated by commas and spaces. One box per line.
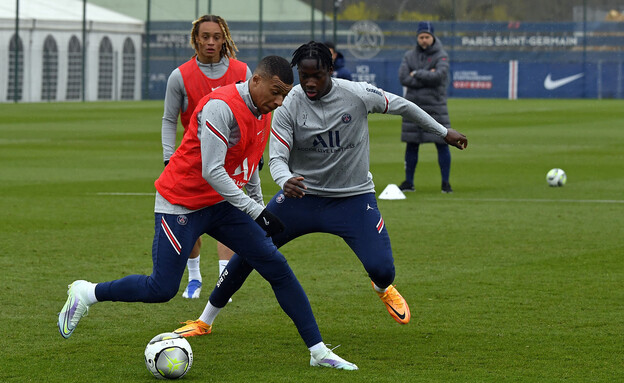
0, 0, 142, 24
0, 0, 143, 33
87, 0, 326, 22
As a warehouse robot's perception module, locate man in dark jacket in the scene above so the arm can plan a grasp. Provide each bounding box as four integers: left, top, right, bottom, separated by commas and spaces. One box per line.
324, 41, 352, 80
397, 21, 453, 193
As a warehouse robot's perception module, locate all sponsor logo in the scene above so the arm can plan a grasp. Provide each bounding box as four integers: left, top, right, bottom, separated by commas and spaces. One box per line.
313, 131, 341, 148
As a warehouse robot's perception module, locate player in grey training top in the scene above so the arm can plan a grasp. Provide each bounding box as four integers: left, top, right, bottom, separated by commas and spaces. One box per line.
270, 62, 453, 197
267, 42, 467, 324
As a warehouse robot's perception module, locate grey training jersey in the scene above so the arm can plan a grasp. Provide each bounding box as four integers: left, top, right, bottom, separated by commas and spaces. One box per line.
269, 79, 448, 197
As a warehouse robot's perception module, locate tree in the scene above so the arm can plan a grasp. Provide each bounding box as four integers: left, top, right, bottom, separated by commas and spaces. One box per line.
302, 0, 624, 22
338, 1, 379, 20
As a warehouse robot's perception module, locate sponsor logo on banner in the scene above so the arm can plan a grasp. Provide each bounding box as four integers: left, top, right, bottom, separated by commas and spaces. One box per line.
461, 35, 579, 47
353, 65, 377, 86
453, 71, 493, 89
543, 73, 584, 90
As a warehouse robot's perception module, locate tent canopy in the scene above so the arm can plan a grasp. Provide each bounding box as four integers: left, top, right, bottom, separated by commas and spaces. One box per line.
0, 0, 143, 30
87, 0, 326, 22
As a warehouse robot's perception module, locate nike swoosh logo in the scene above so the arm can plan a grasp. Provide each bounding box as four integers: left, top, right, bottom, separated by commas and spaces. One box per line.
544, 73, 584, 90
263, 217, 270, 226
59, 296, 78, 337
211, 86, 221, 91
385, 303, 406, 320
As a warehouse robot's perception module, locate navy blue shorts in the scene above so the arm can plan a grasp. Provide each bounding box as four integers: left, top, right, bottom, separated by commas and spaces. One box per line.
266, 192, 396, 288
96, 202, 292, 303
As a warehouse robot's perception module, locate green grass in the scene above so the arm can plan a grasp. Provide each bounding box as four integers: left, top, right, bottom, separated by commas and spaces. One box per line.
1, 99, 623, 382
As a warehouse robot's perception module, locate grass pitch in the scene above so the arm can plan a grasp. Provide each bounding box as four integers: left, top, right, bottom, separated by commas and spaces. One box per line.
0, 99, 622, 382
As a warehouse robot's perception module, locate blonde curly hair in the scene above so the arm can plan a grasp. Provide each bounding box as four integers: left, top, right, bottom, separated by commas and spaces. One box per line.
190, 15, 238, 59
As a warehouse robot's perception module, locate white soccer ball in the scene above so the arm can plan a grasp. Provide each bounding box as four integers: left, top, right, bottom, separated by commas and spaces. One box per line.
144, 332, 193, 380
546, 168, 567, 187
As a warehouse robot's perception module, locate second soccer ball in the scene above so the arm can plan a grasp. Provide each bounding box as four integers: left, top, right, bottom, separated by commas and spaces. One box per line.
546, 168, 567, 187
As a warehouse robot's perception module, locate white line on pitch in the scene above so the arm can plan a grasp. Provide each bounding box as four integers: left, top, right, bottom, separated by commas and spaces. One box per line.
424, 197, 624, 204
95, 192, 278, 199
96, 192, 154, 196
97, 193, 623, 204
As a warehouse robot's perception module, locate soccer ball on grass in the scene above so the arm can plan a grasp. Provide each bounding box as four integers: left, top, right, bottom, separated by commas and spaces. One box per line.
144, 332, 193, 380
546, 168, 567, 187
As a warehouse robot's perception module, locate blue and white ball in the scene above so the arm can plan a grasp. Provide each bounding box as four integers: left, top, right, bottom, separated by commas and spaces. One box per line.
546, 168, 567, 187
144, 332, 193, 380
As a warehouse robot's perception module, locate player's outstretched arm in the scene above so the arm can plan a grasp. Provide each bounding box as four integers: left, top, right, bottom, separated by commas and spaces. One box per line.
283, 176, 307, 198
444, 128, 468, 150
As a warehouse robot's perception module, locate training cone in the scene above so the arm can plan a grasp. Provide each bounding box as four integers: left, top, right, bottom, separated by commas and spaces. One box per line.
378, 184, 406, 200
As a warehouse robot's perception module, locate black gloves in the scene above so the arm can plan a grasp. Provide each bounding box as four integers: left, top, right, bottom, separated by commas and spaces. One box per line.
254, 209, 285, 237
164, 160, 169, 167
258, 156, 264, 171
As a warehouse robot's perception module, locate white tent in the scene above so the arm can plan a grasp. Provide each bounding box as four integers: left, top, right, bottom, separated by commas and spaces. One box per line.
0, 0, 144, 102
87, 0, 327, 22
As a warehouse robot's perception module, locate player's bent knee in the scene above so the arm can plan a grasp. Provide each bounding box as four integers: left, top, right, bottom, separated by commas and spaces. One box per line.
147, 284, 179, 303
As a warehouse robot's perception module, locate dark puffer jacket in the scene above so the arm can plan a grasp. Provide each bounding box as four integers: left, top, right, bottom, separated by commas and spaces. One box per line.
398, 36, 450, 144
332, 52, 352, 80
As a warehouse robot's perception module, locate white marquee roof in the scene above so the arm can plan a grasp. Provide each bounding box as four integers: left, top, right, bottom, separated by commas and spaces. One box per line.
88, 0, 327, 22
0, 0, 143, 31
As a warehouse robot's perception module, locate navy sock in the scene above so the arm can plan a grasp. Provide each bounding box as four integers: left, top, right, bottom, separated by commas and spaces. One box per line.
404, 143, 420, 184
436, 143, 451, 183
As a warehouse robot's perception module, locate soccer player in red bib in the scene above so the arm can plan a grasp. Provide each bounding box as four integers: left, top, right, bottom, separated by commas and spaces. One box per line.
162, 15, 252, 299
58, 55, 358, 370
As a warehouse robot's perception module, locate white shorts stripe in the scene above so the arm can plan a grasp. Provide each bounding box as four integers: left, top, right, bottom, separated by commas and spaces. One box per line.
161, 217, 181, 255
376, 217, 385, 233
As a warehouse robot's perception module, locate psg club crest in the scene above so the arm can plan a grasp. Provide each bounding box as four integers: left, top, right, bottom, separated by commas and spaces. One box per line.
276, 193, 285, 204
177, 215, 188, 225
341, 113, 352, 123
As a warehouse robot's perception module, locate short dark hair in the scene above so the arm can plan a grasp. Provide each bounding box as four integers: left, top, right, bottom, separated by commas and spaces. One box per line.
255, 55, 294, 84
291, 41, 333, 71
